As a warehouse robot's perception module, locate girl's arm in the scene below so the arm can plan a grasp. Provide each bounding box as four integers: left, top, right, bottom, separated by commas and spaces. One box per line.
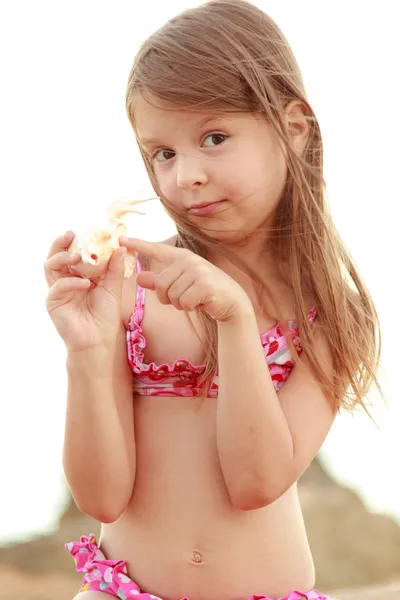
216, 307, 336, 510
63, 322, 135, 523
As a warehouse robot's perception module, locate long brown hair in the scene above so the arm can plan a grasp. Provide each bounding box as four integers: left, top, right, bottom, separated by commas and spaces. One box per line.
125, 0, 382, 413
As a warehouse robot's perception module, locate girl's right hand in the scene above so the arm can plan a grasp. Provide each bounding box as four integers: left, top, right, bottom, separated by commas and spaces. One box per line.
44, 231, 128, 354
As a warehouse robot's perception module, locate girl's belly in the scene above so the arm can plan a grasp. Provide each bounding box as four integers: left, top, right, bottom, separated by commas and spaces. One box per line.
100, 397, 315, 600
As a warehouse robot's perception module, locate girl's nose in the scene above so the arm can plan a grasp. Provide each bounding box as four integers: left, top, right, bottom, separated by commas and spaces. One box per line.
176, 155, 208, 190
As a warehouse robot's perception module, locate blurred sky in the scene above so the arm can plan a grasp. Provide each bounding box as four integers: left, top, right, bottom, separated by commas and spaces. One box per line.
0, 0, 399, 545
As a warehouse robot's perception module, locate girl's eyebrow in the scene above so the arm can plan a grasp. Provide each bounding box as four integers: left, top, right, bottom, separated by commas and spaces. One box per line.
196, 115, 221, 129
139, 116, 225, 147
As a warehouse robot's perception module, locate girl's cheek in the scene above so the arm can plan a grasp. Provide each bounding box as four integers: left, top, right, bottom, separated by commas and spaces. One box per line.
159, 183, 173, 203
157, 181, 182, 211
161, 175, 178, 200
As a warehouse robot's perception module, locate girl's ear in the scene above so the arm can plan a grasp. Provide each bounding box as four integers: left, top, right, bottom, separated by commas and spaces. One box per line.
283, 100, 311, 156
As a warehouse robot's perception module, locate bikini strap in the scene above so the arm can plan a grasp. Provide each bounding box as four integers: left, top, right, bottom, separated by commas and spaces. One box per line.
308, 305, 317, 324
128, 254, 146, 331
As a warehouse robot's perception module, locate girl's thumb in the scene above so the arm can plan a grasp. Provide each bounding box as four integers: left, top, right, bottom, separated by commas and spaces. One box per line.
136, 270, 156, 290
101, 248, 126, 298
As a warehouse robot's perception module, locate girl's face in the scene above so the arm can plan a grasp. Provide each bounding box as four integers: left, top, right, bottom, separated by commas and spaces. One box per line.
134, 94, 288, 244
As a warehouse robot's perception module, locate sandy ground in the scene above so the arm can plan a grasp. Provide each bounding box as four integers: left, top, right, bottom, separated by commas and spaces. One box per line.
0, 567, 80, 599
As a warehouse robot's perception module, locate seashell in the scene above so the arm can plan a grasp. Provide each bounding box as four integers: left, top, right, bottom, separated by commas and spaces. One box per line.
68, 196, 156, 283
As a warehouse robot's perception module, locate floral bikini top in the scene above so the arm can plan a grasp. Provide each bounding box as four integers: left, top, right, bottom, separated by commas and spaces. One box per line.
127, 258, 317, 397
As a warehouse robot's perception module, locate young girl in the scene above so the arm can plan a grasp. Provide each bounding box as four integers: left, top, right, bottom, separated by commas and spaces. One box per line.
44, 1, 380, 599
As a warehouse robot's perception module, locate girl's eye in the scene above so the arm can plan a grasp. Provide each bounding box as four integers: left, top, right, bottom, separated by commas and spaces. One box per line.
152, 134, 226, 161
203, 133, 227, 147
153, 149, 175, 163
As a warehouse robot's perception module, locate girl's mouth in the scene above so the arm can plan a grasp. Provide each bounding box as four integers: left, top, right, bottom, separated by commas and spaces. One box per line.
188, 200, 228, 216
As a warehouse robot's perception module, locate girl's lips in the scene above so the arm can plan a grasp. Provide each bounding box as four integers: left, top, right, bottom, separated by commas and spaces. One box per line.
188, 200, 228, 216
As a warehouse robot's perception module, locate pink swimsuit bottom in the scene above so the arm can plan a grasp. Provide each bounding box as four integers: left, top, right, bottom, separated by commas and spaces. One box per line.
66, 534, 334, 600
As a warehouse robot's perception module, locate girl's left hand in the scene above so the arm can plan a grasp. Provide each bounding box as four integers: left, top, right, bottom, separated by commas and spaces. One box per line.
119, 237, 253, 322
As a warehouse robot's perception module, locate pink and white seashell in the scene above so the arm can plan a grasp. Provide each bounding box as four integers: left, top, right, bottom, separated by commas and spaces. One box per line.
67, 197, 155, 283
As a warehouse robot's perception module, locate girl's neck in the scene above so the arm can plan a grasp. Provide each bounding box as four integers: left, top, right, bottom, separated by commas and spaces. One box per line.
207, 236, 281, 282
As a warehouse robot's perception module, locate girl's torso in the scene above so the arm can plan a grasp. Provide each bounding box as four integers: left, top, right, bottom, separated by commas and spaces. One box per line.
100, 245, 315, 600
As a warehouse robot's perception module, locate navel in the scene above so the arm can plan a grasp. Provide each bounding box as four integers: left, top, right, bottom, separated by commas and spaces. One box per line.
191, 550, 204, 564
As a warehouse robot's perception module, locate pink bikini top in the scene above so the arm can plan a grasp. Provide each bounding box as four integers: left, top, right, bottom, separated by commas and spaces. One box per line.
127, 258, 317, 397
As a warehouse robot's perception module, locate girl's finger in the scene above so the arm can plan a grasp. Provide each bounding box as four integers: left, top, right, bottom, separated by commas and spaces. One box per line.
135, 271, 156, 291
119, 236, 182, 265
46, 231, 76, 259
44, 251, 81, 280
165, 272, 196, 310
44, 253, 81, 288
176, 282, 202, 312
101, 247, 127, 300
46, 276, 91, 304
154, 262, 186, 305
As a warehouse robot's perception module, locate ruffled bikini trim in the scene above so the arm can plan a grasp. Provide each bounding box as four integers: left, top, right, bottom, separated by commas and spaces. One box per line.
127, 288, 317, 378
127, 257, 317, 395
65, 534, 142, 595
